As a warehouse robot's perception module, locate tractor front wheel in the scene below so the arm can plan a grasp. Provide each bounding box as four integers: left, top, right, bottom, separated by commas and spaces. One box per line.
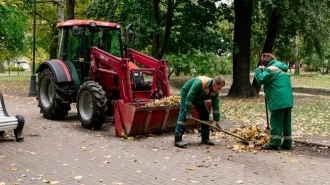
77, 81, 108, 129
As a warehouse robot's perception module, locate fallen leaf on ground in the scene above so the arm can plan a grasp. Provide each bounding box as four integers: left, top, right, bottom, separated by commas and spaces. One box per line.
50, 181, 60, 184
71, 176, 83, 180
188, 167, 198, 171
112, 182, 123, 185
10, 167, 19, 171
204, 156, 213, 160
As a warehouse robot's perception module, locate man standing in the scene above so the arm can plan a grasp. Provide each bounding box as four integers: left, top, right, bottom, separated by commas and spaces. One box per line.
174, 76, 225, 148
254, 53, 294, 150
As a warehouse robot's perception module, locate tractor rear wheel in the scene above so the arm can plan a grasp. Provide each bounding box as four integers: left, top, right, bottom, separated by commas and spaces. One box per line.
37, 69, 71, 119
77, 81, 108, 129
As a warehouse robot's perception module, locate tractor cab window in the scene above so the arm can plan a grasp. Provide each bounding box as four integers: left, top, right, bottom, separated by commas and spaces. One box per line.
89, 28, 121, 58
59, 26, 87, 61
59, 26, 122, 61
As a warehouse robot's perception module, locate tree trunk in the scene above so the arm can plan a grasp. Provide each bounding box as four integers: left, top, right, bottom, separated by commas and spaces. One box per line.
294, 35, 299, 75
58, 0, 64, 22
49, 24, 58, 59
0, 62, 4, 73
263, 10, 280, 53
228, 0, 254, 98
159, 0, 173, 59
251, 9, 280, 95
6, 57, 10, 76
49, 0, 64, 60
152, 0, 160, 59
66, 0, 74, 20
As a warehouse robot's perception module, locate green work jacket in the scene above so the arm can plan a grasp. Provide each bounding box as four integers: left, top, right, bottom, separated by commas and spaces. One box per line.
180, 76, 220, 121
254, 59, 294, 110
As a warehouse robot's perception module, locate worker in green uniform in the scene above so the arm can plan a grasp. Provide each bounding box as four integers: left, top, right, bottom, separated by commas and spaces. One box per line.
254, 53, 294, 150
174, 76, 225, 148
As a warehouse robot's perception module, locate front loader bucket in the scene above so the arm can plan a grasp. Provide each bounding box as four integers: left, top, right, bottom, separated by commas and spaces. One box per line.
114, 100, 212, 136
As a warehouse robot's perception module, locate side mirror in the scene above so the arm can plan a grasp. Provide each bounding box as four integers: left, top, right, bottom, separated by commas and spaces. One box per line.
125, 24, 135, 46
128, 30, 134, 41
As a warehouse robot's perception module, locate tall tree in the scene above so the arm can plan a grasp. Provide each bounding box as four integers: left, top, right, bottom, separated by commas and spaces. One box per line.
227, 0, 254, 97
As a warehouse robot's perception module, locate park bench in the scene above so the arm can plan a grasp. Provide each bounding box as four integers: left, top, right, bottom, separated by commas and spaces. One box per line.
0, 93, 25, 141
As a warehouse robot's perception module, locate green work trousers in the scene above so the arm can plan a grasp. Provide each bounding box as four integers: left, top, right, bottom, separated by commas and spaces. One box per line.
269, 108, 292, 148
175, 98, 210, 141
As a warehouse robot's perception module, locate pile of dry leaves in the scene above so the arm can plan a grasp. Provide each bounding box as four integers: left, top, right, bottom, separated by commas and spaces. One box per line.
142, 95, 181, 107
210, 124, 270, 152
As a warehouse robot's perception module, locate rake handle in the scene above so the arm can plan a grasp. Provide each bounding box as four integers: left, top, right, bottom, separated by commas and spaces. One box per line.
192, 118, 249, 144
265, 96, 270, 130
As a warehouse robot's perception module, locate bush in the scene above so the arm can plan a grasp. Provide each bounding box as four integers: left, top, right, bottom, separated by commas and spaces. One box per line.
4, 66, 25, 72
165, 50, 232, 78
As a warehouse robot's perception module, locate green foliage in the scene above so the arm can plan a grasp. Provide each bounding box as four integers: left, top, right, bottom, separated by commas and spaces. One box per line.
254, 0, 330, 73
84, 0, 234, 57
165, 50, 232, 78
0, 1, 28, 59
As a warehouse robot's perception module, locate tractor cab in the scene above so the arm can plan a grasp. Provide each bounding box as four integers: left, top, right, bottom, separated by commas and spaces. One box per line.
57, 20, 123, 86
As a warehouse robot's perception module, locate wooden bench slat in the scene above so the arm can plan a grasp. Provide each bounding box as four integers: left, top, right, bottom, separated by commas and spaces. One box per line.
0, 121, 19, 126
0, 125, 18, 130
0, 117, 19, 122
0, 93, 25, 141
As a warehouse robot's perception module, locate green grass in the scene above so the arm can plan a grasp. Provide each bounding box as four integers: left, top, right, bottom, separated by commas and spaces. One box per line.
220, 95, 330, 137
0, 72, 31, 97
290, 74, 330, 89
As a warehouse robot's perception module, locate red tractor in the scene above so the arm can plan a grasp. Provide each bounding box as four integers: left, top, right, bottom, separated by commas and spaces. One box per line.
36, 20, 209, 136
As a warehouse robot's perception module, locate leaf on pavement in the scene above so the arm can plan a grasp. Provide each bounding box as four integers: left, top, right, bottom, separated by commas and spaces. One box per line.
71, 176, 83, 180
190, 180, 198, 183
50, 181, 60, 184
237, 180, 244, 184
10, 167, 19, 171
80, 147, 86, 152
188, 167, 198, 171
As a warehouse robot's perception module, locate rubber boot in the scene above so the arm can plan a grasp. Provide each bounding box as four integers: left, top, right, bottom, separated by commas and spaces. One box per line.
201, 139, 214, 145
174, 136, 188, 148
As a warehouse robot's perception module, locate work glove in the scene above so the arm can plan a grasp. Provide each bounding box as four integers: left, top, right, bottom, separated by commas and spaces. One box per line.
215, 122, 222, 130
186, 113, 193, 120
258, 65, 265, 71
